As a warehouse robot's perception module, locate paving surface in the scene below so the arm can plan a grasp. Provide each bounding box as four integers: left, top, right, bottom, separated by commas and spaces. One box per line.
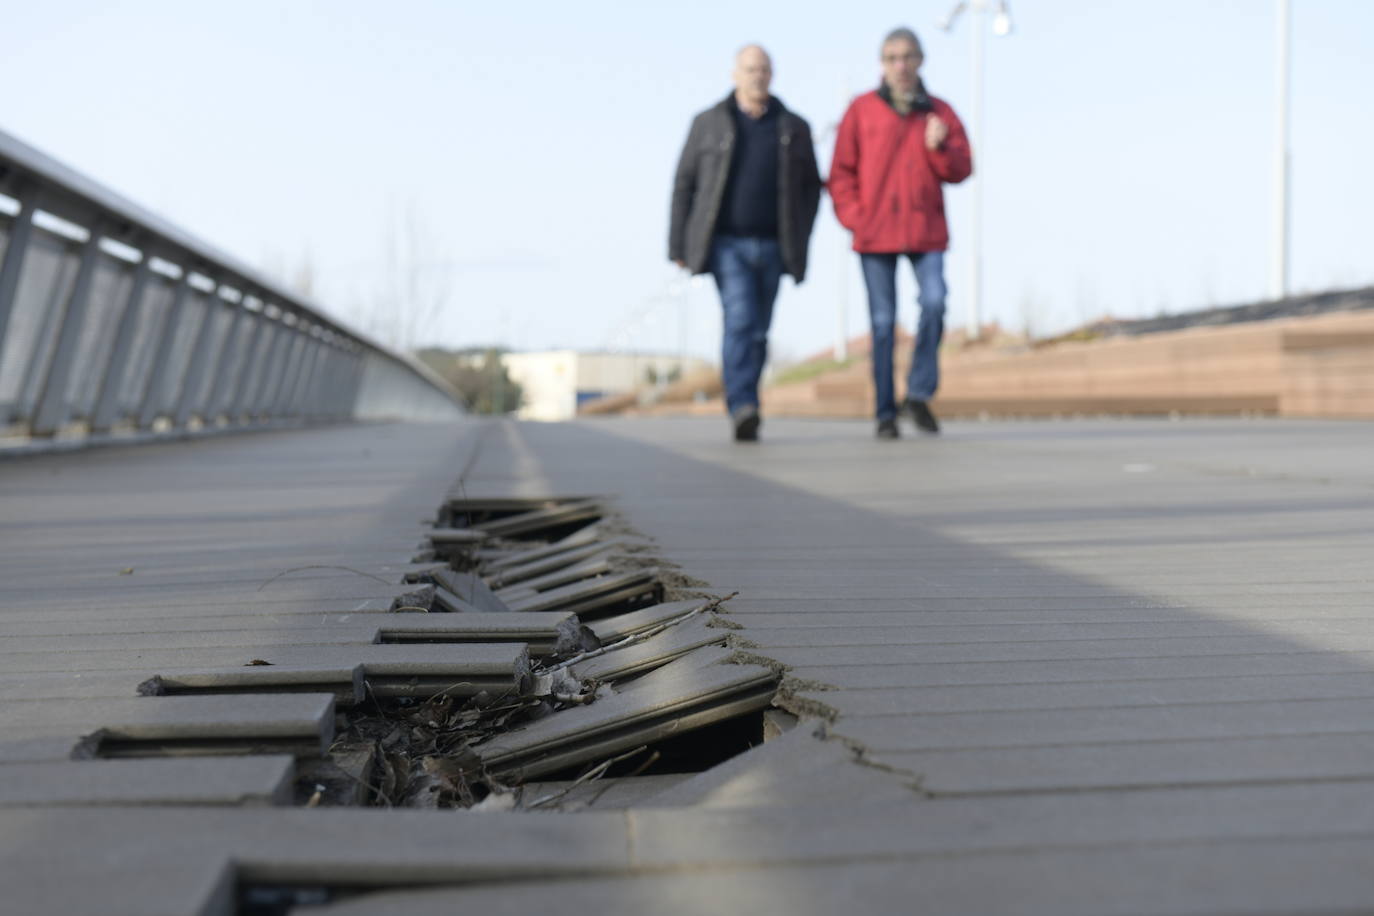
4, 415, 1374, 914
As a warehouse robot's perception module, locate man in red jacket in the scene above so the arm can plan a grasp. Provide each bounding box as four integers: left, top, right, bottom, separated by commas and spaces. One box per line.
830, 27, 973, 438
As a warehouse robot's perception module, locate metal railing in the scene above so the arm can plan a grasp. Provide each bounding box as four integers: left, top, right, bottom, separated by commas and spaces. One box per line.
0, 127, 462, 448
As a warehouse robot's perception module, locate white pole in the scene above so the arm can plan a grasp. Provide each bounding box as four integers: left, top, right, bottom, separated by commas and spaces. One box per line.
1270, 0, 1291, 300
835, 81, 851, 363
836, 233, 849, 361
968, 2, 985, 340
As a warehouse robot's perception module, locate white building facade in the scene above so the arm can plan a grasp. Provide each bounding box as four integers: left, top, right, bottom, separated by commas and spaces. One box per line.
502, 351, 712, 421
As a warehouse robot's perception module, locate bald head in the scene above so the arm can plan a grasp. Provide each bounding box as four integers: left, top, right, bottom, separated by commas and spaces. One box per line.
732, 44, 773, 111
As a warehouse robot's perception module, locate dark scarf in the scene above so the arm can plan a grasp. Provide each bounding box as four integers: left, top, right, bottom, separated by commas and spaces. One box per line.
877, 78, 933, 115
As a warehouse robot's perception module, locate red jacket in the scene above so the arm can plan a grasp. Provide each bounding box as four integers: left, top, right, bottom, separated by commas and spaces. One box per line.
830, 89, 973, 253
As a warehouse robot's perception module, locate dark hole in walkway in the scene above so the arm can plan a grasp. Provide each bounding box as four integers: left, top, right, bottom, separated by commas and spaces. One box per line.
536, 708, 769, 781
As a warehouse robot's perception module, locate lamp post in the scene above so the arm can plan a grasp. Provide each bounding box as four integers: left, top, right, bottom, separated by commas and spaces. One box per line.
939, 0, 1013, 341
1270, 0, 1291, 300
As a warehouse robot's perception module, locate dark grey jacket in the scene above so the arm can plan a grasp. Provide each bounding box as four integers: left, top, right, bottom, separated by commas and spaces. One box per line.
668, 94, 823, 281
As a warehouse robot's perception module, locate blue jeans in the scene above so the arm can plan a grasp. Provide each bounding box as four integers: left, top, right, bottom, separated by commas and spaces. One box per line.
859, 251, 947, 421
710, 235, 783, 414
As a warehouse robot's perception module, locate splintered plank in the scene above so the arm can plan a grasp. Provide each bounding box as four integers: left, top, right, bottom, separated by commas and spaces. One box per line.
486, 542, 620, 587
426, 528, 490, 546
431, 587, 487, 614
431, 570, 511, 613
493, 555, 614, 599
469, 501, 602, 538
478, 524, 608, 572
476, 658, 776, 781
587, 600, 711, 643
503, 569, 659, 616
574, 617, 728, 683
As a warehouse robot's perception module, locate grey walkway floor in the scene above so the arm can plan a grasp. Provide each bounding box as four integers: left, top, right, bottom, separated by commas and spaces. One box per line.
4, 416, 1374, 914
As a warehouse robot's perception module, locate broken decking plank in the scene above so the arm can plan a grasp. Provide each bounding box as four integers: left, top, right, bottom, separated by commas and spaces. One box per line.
504, 569, 659, 616
493, 555, 615, 599
469, 501, 602, 538
476, 659, 776, 780
586, 600, 711, 643
431, 570, 511, 613
477, 524, 608, 572
574, 617, 728, 683
486, 541, 620, 587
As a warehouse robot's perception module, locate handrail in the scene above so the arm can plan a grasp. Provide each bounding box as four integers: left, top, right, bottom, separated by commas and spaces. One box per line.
0, 125, 462, 447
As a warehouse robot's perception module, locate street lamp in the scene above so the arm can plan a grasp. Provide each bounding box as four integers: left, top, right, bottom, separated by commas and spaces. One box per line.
940, 0, 1013, 341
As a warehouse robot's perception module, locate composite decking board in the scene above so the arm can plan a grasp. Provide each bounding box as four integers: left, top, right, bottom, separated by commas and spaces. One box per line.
502, 568, 659, 613
716, 609, 1374, 626
476, 523, 608, 571
430, 569, 511, 612
725, 636, 1374, 666
0, 756, 296, 807
831, 697, 1374, 752
262, 849, 1374, 916
7, 415, 1374, 912
486, 540, 621, 586
0, 693, 336, 738
881, 733, 1374, 794
729, 619, 1374, 646
794, 672, 1374, 715
0, 642, 531, 676
586, 599, 711, 642
572, 616, 728, 682
476, 660, 775, 766
785, 652, 1374, 688
493, 554, 614, 596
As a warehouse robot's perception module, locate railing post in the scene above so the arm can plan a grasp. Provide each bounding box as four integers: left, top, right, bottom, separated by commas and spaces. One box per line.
220, 306, 265, 423
173, 281, 227, 428
252, 319, 293, 420
137, 272, 192, 429
313, 344, 343, 419
291, 337, 326, 417
201, 292, 253, 424
341, 351, 367, 418
272, 326, 310, 417
318, 347, 347, 419
240, 318, 282, 421
90, 254, 153, 432
32, 219, 107, 435
0, 184, 39, 362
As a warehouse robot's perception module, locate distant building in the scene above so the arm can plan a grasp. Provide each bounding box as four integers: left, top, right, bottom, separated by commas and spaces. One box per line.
502, 351, 712, 421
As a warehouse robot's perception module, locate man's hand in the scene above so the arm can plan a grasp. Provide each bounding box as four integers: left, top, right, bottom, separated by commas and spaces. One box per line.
673, 259, 688, 270
925, 116, 948, 151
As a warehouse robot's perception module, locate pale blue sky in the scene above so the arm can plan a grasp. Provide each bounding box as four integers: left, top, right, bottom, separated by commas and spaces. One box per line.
2, 1, 1371, 363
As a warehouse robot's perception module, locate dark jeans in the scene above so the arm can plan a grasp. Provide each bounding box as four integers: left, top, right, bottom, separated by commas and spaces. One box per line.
859, 251, 947, 421
710, 235, 783, 414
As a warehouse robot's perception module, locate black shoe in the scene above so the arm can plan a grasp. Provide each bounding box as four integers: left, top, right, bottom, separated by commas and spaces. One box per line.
876, 419, 900, 440
731, 405, 760, 442
904, 398, 940, 434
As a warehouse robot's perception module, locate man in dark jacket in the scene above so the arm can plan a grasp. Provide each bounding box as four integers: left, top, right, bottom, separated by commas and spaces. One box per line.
831, 27, 973, 439
669, 45, 822, 442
